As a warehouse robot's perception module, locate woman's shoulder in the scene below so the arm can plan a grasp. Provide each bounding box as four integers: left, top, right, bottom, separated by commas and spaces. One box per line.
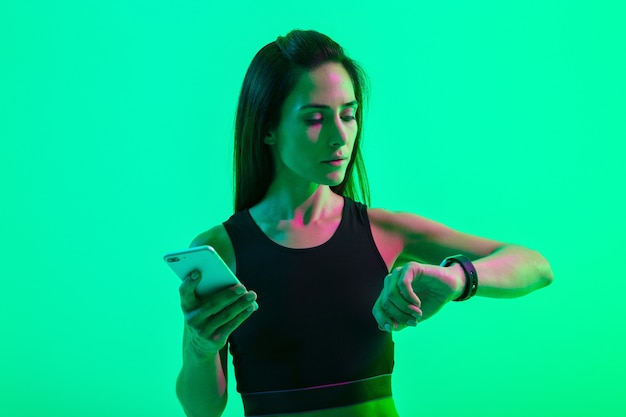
189, 224, 236, 270
189, 224, 229, 246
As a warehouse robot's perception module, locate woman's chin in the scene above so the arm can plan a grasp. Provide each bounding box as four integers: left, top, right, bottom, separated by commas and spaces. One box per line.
324, 175, 346, 187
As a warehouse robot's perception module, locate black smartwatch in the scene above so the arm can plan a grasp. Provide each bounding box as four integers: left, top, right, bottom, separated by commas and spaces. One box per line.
440, 254, 478, 301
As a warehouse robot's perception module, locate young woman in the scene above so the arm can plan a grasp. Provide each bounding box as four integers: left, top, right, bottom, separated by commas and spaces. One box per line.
176, 30, 553, 417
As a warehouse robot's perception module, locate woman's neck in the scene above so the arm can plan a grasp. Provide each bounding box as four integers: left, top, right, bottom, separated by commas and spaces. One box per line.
251, 182, 343, 225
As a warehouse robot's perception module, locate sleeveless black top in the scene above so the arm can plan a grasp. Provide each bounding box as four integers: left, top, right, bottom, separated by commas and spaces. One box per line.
222, 197, 394, 416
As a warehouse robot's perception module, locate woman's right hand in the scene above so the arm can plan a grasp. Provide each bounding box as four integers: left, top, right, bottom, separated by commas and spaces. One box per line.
179, 270, 258, 355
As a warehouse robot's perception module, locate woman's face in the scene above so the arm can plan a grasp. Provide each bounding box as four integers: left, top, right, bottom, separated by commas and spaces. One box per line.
266, 62, 358, 188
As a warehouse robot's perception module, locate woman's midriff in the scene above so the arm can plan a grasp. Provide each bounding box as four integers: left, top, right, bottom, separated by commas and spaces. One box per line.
248, 397, 400, 417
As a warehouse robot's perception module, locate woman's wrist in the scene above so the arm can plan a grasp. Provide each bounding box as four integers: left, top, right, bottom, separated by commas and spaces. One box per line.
185, 326, 221, 359
446, 263, 466, 301
440, 254, 478, 301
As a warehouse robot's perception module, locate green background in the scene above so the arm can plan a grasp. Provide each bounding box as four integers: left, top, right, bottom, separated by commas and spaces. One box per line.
1, 1, 624, 416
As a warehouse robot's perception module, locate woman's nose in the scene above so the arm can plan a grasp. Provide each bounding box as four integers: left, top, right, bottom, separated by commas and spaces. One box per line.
328, 117, 349, 147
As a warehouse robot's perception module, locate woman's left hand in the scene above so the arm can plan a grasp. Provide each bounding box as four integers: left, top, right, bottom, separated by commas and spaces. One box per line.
372, 261, 462, 332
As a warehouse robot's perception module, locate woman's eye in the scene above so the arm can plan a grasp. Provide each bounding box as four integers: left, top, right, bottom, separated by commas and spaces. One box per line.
305, 118, 323, 126
304, 114, 355, 126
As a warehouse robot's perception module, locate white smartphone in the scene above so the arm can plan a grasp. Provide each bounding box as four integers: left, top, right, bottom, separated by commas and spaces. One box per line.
163, 245, 240, 297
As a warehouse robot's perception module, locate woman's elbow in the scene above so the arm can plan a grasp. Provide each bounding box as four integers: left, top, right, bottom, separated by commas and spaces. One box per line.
532, 249, 554, 289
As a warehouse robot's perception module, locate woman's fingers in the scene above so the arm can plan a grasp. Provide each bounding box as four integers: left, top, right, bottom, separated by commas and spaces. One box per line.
387, 266, 423, 314
194, 290, 257, 331
179, 270, 203, 311
397, 264, 422, 308
207, 299, 259, 345
373, 264, 423, 332
194, 291, 258, 349
180, 270, 258, 350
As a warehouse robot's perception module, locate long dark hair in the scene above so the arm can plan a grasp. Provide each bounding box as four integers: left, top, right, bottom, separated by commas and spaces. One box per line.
233, 29, 370, 212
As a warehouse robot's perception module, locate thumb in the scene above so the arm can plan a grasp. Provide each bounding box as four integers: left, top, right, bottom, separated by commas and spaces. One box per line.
400, 262, 423, 307
179, 270, 202, 308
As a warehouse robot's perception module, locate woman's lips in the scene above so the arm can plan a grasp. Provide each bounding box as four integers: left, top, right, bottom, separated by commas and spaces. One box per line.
322, 159, 347, 166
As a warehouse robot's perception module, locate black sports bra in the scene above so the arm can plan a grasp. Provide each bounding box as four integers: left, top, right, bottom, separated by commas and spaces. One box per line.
222, 197, 394, 415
